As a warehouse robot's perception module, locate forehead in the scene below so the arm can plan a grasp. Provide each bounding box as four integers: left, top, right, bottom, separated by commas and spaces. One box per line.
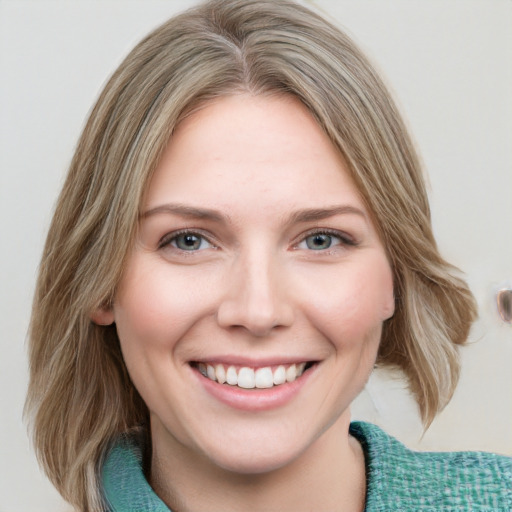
144, 94, 366, 215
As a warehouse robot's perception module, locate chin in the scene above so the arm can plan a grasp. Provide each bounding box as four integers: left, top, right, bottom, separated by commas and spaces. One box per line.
193, 415, 333, 477
204, 440, 305, 476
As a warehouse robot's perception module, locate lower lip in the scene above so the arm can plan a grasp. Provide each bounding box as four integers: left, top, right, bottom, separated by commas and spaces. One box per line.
193, 365, 316, 412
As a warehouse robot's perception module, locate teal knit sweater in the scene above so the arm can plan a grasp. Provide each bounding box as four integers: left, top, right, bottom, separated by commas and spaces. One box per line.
102, 422, 512, 511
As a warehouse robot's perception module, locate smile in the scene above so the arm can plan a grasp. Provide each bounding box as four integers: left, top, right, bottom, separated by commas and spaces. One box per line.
193, 362, 311, 389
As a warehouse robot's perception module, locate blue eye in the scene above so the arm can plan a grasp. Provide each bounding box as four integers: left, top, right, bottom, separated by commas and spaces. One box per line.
296, 231, 353, 251
164, 232, 213, 251
303, 233, 338, 250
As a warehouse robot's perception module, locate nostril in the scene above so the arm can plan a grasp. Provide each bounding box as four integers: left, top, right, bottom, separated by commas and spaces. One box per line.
216, 300, 293, 337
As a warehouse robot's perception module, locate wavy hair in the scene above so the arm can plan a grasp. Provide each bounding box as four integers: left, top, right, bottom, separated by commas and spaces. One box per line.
26, 0, 477, 509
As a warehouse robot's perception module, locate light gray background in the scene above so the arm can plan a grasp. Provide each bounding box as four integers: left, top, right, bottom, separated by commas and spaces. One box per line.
1, 1, 511, 510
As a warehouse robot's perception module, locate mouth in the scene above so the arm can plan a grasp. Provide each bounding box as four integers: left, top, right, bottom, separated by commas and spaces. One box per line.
191, 361, 316, 390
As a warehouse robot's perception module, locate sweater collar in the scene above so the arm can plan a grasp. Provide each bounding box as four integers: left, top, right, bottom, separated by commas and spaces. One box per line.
102, 435, 170, 511
102, 421, 386, 512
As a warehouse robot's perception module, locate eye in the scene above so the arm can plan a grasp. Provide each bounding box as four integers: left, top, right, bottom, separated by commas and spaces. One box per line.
301, 233, 339, 250
296, 230, 355, 251
160, 231, 214, 251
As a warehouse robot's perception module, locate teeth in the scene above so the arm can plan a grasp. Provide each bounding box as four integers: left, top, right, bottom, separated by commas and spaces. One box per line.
238, 367, 255, 389
226, 365, 238, 385
206, 364, 216, 381
215, 364, 226, 384
255, 367, 273, 388
198, 362, 309, 389
198, 363, 208, 377
273, 365, 286, 385
286, 364, 297, 382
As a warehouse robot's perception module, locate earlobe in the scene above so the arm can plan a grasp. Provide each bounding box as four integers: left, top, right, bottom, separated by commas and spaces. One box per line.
383, 291, 395, 321
90, 307, 115, 326
384, 302, 395, 321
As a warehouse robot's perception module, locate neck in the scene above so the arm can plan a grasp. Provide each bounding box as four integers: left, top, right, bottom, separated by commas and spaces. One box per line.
150, 415, 366, 512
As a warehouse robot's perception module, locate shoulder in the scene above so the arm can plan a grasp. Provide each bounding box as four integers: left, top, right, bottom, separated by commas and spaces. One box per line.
350, 421, 512, 511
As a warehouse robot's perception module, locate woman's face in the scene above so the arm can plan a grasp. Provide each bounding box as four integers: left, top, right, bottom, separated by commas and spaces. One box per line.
106, 94, 394, 474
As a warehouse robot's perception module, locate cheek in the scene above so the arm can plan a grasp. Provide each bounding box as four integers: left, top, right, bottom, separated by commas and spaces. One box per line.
301, 256, 394, 347
113, 260, 213, 353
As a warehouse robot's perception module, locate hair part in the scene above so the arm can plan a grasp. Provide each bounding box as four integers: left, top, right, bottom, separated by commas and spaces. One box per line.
26, 0, 477, 509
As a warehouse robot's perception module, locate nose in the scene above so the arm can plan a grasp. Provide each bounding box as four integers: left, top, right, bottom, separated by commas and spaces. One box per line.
216, 251, 294, 337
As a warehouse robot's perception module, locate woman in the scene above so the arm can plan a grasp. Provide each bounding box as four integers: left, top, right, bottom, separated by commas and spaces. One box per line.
26, 0, 511, 511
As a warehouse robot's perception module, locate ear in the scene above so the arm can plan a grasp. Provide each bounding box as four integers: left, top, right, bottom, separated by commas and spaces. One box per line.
383, 298, 395, 321
383, 289, 395, 321
90, 306, 115, 326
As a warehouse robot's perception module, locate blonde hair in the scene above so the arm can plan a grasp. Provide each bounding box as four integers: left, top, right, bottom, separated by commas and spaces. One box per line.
26, 0, 477, 509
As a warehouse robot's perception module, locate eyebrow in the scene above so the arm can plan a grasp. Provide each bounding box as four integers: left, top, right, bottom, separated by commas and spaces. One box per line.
141, 204, 227, 223
141, 203, 366, 224
287, 205, 367, 224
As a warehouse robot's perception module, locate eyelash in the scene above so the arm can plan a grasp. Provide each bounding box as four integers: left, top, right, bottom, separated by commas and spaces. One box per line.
295, 229, 357, 251
158, 230, 216, 252
158, 228, 357, 253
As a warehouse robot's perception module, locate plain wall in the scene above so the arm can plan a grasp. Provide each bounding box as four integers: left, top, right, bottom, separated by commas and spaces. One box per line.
1, 1, 510, 510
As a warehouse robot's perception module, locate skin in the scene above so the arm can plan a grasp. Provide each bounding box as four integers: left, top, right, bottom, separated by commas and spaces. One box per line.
94, 94, 395, 511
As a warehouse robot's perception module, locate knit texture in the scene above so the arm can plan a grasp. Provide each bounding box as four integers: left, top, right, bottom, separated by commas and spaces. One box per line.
101, 421, 512, 511
350, 422, 512, 511
102, 435, 168, 512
